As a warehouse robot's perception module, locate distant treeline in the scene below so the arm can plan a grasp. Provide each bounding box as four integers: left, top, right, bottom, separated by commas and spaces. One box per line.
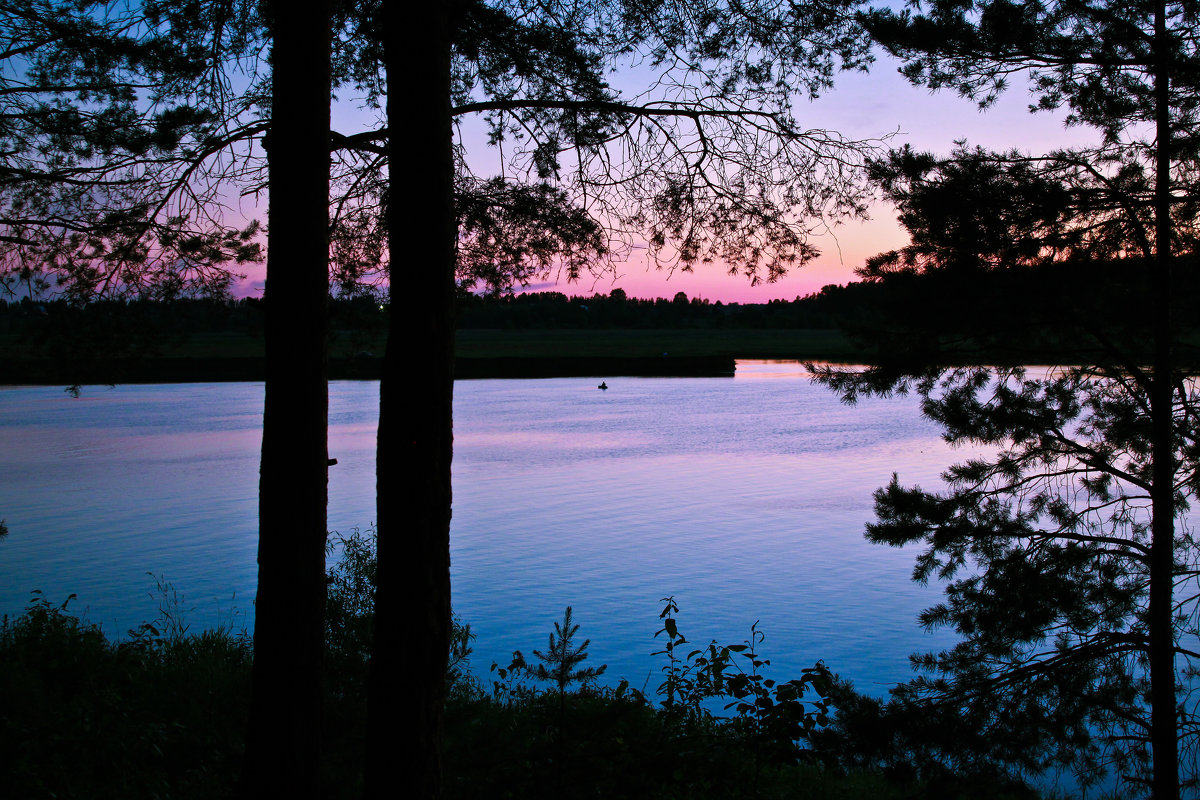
0, 294, 271, 338
456, 285, 877, 329
7, 256, 1199, 345
0, 282, 879, 339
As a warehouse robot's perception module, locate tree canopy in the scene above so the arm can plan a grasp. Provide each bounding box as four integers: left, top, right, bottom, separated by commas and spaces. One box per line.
4, 1, 883, 303
817, 2, 1200, 796
323, 0, 879, 297
0, 0, 265, 301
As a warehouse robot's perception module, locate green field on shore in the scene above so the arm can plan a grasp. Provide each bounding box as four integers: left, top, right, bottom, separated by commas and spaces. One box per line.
144, 327, 863, 361
2, 327, 862, 359
456, 328, 862, 360
0, 328, 868, 385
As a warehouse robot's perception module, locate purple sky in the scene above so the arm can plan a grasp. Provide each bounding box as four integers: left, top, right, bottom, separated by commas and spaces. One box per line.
235, 52, 1102, 303
576, 63, 1102, 303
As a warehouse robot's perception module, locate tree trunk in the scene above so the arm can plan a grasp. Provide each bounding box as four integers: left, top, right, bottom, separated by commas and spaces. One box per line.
1148, 3, 1178, 798
366, 0, 456, 797
240, 3, 332, 797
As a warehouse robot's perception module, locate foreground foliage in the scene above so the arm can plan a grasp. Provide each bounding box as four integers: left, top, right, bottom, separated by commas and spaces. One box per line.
0, 530, 1050, 799
0, 592, 252, 799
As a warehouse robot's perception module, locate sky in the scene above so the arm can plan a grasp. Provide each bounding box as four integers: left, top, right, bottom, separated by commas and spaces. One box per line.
233, 48, 1104, 304
562, 61, 1103, 304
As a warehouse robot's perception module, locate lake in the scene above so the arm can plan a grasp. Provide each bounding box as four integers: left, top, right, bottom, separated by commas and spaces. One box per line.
0, 361, 965, 697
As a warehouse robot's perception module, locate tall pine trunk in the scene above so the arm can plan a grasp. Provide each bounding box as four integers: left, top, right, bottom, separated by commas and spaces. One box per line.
240, 3, 332, 797
1148, 2, 1178, 798
366, 0, 456, 796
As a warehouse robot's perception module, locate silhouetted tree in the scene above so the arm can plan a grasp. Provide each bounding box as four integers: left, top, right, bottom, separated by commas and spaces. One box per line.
238, 1, 331, 797
525, 605, 606, 781
366, 0, 877, 795
0, 7, 337, 791
0, 0, 264, 302
818, 3, 1200, 795
368, 3, 456, 797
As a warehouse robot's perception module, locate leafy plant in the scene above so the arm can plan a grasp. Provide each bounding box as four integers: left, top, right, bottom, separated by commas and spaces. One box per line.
325, 525, 474, 693
652, 596, 832, 764
652, 595, 707, 719
489, 649, 534, 705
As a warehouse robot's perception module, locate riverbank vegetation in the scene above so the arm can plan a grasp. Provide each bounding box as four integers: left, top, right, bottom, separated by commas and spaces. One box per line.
0, 528, 1046, 800
10, 261, 1199, 385
0, 292, 871, 384
0, 288, 869, 362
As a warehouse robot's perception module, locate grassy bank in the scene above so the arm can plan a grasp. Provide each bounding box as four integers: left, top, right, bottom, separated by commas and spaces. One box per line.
455, 328, 863, 360
0, 328, 865, 384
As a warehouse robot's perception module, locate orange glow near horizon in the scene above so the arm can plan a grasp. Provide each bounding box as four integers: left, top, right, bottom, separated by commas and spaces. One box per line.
526, 208, 908, 304
232, 207, 901, 303
234, 55, 1103, 304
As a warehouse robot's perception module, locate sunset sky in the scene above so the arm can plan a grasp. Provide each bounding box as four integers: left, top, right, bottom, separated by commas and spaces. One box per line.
234, 50, 1103, 304
572, 60, 1102, 304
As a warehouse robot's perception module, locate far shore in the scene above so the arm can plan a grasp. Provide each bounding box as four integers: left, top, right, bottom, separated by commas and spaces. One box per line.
0, 328, 867, 385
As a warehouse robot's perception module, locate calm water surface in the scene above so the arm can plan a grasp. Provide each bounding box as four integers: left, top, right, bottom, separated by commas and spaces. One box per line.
0, 362, 966, 695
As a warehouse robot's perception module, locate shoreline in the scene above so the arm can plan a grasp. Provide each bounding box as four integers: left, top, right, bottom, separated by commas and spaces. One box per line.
0, 328, 865, 385
0, 354, 740, 384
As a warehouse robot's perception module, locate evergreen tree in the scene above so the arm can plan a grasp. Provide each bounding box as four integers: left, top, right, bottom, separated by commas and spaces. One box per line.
526, 605, 607, 770
367, 1, 878, 794
818, 3, 1200, 796
239, 0, 331, 797
0, 0, 264, 302
528, 606, 607, 696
